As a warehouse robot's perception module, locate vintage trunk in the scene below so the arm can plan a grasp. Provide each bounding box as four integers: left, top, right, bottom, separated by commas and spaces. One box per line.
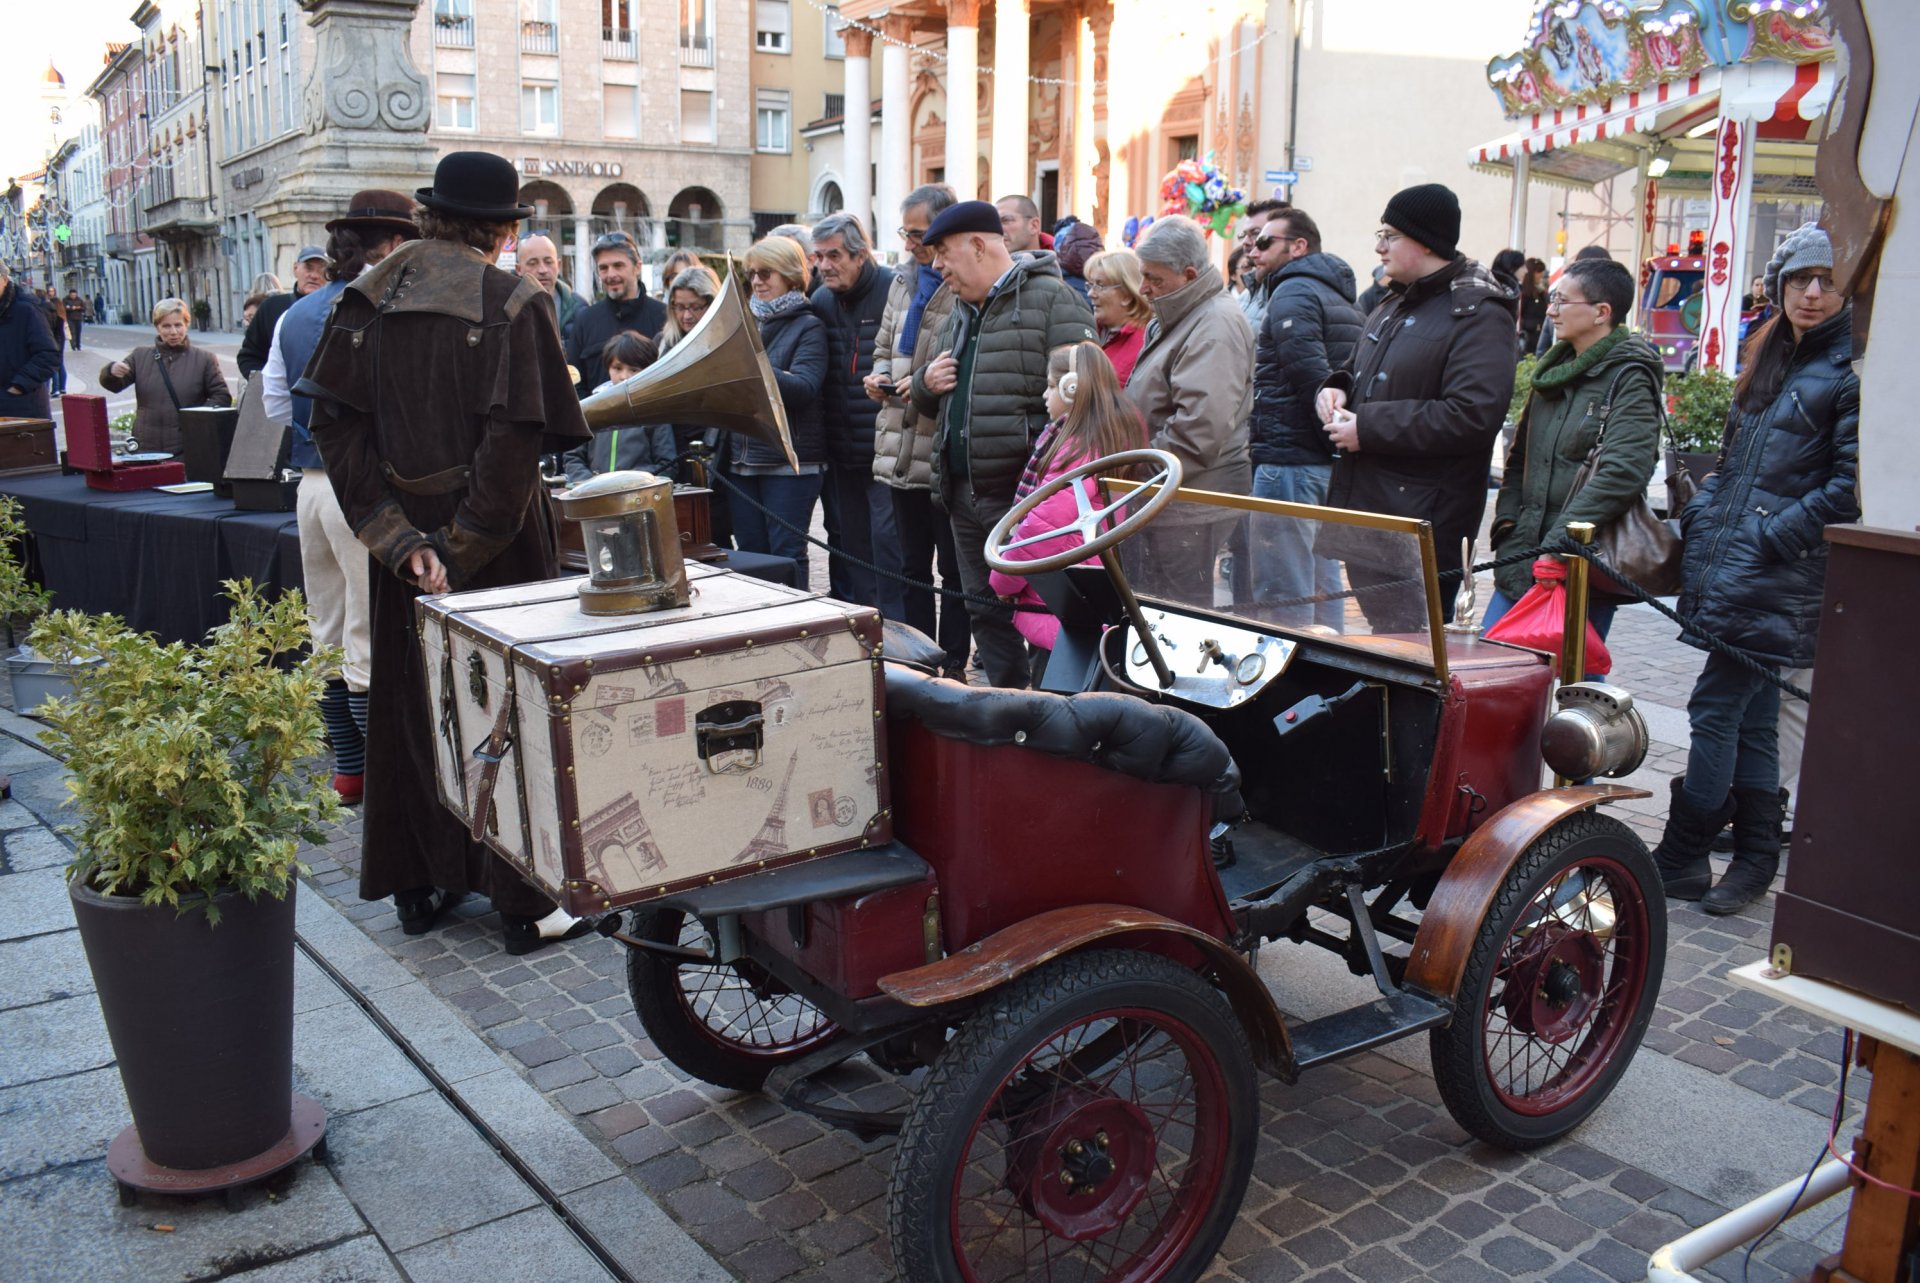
419, 564, 889, 916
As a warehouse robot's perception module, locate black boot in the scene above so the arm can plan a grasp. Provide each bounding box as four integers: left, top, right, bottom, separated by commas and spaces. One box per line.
1701, 786, 1785, 916
1651, 777, 1736, 901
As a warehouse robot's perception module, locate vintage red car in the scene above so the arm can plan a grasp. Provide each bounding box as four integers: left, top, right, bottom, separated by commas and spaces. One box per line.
609, 454, 1664, 1283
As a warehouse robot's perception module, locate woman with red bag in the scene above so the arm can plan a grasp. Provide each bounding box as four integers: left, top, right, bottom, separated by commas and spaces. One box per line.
1650, 224, 1858, 916
1484, 257, 1664, 643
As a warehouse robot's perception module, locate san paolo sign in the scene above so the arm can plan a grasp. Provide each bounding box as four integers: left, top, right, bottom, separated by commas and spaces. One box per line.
522, 158, 626, 179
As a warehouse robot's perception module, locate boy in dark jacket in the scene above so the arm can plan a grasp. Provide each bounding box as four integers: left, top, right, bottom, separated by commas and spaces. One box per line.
1249, 209, 1363, 627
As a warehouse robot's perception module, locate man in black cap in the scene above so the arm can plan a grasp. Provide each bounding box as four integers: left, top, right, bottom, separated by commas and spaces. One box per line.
260, 189, 419, 808
238, 244, 329, 377
1314, 182, 1516, 629
910, 198, 1093, 687
567, 228, 665, 391
298, 151, 595, 957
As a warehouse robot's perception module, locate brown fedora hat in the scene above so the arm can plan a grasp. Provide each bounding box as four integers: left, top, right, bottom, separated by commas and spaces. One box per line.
326, 189, 420, 238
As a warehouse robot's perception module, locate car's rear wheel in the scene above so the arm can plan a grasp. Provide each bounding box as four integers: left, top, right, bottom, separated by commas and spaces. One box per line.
1430, 811, 1664, 1148
625, 907, 841, 1091
889, 949, 1258, 1283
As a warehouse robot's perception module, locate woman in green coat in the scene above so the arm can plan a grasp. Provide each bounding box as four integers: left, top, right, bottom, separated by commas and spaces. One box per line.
1486, 257, 1664, 639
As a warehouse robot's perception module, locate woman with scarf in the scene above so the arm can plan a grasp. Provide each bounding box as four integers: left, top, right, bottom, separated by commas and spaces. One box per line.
731, 235, 828, 584
97, 298, 231, 456
869, 183, 969, 678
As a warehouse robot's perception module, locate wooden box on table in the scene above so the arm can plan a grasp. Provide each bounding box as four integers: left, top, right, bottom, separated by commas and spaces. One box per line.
0, 417, 57, 475
417, 564, 889, 916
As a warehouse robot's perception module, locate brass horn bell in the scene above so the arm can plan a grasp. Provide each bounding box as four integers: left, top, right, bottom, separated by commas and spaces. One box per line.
576, 263, 798, 471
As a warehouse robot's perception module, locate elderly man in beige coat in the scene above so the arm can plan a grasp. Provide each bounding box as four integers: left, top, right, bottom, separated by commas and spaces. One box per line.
1123, 215, 1255, 602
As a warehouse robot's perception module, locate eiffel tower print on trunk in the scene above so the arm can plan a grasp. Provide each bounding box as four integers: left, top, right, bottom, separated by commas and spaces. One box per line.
418, 564, 891, 916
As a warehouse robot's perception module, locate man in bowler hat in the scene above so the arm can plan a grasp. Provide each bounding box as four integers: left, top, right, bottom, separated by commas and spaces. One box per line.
297, 152, 596, 957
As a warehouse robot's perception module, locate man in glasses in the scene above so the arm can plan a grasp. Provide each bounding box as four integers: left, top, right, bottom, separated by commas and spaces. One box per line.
567, 230, 666, 391
1235, 198, 1288, 330
1314, 182, 1517, 628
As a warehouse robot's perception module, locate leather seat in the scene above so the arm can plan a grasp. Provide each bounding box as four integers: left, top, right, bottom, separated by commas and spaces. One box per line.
883, 663, 1240, 794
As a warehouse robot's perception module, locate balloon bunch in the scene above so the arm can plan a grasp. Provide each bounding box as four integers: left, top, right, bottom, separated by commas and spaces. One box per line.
1158, 153, 1247, 238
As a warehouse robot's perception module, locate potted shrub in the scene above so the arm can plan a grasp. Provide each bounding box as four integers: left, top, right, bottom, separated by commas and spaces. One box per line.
0, 495, 64, 715
1664, 368, 1734, 494
34, 581, 341, 1180
1496, 354, 1539, 484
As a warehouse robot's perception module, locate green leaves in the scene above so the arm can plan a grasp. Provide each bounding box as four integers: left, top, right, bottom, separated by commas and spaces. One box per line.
1664, 369, 1734, 455
1509, 354, 1539, 427
0, 496, 52, 628
28, 581, 343, 924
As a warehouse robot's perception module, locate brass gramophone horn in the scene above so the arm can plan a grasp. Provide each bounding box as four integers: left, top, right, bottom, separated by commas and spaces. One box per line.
577, 261, 798, 471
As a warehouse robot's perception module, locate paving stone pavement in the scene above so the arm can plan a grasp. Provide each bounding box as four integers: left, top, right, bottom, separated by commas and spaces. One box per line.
280, 580, 1868, 1283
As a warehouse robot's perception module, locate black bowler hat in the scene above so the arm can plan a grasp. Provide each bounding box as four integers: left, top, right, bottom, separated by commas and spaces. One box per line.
415, 152, 534, 222
326, 188, 420, 238
922, 199, 1004, 247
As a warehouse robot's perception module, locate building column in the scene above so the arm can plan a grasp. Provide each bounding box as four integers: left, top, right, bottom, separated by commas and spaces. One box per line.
1103, 4, 1131, 236
878, 16, 914, 254
989, 0, 1030, 199
843, 26, 874, 241
1072, 8, 1096, 221
1507, 151, 1530, 254
572, 214, 594, 299
945, 0, 979, 201
1699, 104, 1756, 375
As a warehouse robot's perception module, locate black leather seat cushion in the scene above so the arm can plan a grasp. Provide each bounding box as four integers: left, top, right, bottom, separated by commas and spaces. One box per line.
884, 665, 1240, 794
880, 619, 946, 673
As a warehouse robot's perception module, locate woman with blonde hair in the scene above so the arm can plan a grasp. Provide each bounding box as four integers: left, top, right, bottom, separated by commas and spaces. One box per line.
657, 263, 721, 353
1082, 249, 1153, 385
98, 298, 231, 455
731, 236, 828, 582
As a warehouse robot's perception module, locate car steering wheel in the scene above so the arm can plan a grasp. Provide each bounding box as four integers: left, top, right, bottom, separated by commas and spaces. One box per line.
984, 448, 1183, 689
983, 448, 1183, 575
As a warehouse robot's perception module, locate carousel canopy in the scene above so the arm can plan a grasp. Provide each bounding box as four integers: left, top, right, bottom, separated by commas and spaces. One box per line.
1469, 0, 1834, 198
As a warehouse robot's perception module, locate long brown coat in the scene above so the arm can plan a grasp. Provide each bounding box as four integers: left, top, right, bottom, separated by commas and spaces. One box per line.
96, 341, 231, 454
301, 238, 588, 915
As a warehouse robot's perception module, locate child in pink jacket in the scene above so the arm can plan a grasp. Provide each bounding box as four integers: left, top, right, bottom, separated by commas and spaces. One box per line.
989, 341, 1148, 650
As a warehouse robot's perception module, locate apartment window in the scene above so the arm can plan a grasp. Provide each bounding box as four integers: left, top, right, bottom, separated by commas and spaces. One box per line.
824, 6, 845, 57
521, 80, 559, 134
437, 72, 476, 130
604, 83, 637, 138
1173, 135, 1199, 164
755, 0, 789, 51
823, 91, 843, 119
681, 0, 713, 64
756, 89, 790, 152
680, 88, 714, 144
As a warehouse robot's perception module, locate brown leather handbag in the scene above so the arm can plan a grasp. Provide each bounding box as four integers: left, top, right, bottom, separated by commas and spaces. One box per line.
1565, 365, 1684, 598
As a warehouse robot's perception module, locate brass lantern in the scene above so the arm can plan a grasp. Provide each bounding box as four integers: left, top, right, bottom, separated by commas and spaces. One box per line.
553, 470, 691, 615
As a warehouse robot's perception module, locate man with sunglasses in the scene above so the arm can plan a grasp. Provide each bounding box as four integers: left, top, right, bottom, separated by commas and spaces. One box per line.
1313, 182, 1517, 629
1235, 198, 1288, 329
567, 230, 666, 391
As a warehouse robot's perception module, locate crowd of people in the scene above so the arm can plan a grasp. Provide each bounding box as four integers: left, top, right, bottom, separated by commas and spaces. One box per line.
0, 147, 1861, 946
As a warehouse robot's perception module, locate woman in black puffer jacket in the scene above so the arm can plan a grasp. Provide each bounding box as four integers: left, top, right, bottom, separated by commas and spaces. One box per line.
1652, 224, 1858, 916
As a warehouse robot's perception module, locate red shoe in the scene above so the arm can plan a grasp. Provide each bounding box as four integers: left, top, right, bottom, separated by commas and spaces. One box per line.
332, 773, 365, 804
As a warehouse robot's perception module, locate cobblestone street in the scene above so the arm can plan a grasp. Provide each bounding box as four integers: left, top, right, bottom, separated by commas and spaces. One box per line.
290, 580, 1861, 1283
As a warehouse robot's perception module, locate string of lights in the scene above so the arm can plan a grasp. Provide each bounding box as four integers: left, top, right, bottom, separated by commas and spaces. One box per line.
795, 0, 1279, 89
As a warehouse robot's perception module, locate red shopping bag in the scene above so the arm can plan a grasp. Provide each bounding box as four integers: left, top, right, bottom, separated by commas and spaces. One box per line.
1483, 558, 1613, 676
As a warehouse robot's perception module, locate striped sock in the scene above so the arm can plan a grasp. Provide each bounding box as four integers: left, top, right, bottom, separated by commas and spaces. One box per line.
321, 682, 365, 776
347, 690, 368, 739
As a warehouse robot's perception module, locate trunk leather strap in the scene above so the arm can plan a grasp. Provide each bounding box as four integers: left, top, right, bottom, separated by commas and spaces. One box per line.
466, 693, 516, 844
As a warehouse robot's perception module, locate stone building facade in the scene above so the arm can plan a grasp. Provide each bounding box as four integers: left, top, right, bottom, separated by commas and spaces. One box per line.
87, 40, 159, 326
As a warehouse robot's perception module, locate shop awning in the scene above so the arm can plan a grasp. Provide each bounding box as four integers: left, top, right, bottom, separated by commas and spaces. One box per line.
1468, 59, 1835, 196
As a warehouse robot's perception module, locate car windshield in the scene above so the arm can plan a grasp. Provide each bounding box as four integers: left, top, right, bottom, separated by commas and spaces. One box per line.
1105, 484, 1444, 673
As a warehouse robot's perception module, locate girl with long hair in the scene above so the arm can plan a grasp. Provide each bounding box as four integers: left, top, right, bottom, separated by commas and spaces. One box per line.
988, 341, 1147, 654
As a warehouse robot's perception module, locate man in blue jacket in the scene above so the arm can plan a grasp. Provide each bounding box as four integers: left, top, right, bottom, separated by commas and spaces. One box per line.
261, 189, 419, 804
1249, 208, 1364, 629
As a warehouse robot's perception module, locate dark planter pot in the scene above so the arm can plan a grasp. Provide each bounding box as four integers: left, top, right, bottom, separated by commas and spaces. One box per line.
69, 872, 298, 1171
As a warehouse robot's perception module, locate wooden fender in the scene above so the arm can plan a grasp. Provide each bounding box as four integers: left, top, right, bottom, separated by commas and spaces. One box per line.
1405, 784, 1651, 1003
878, 904, 1296, 1077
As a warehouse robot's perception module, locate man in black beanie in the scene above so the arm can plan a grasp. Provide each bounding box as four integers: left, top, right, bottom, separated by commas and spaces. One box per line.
1314, 182, 1517, 629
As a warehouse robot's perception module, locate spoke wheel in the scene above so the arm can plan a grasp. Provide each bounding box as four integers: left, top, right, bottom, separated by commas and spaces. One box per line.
1430, 811, 1665, 1148
625, 907, 841, 1091
890, 949, 1257, 1283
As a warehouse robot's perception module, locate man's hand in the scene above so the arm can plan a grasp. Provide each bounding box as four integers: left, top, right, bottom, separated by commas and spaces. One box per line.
861, 370, 893, 404
110, 361, 132, 380
409, 547, 449, 595
922, 350, 958, 396
1315, 387, 1347, 424
1325, 409, 1360, 453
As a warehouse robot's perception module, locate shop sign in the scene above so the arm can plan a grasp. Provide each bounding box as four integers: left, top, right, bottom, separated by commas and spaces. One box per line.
521, 158, 626, 179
